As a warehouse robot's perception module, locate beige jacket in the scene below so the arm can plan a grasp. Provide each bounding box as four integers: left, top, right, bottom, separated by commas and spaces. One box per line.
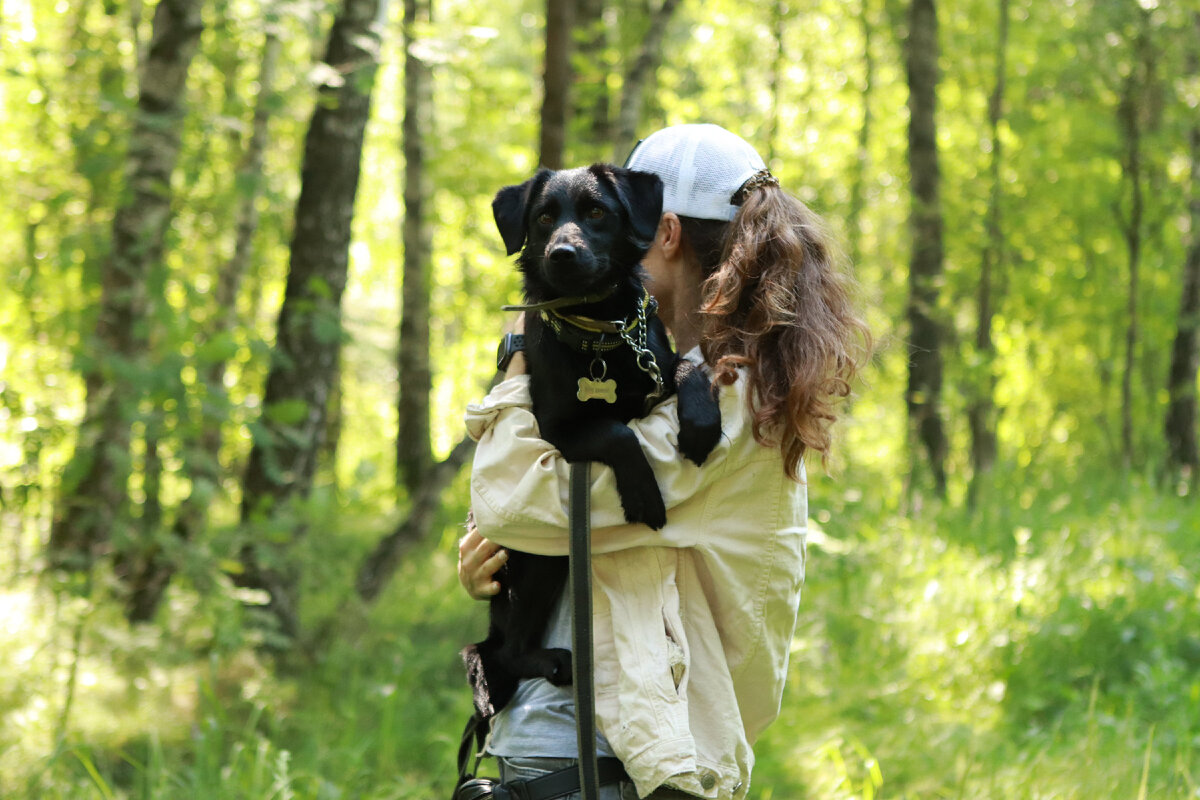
464, 362, 807, 800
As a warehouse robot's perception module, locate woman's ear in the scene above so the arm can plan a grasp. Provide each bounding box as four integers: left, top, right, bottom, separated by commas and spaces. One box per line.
658, 212, 682, 259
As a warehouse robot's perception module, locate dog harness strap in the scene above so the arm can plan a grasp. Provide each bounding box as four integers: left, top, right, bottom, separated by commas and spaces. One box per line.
569, 462, 601, 800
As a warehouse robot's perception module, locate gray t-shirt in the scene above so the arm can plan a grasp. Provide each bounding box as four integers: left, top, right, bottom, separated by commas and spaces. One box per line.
487, 589, 616, 758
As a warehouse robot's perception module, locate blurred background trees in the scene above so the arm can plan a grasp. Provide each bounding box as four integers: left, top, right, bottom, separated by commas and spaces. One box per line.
2, 0, 1200, 797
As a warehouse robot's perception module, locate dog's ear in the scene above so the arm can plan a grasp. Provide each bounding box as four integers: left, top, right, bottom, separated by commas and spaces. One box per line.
606, 166, 664, 248
493, 169, 550, 256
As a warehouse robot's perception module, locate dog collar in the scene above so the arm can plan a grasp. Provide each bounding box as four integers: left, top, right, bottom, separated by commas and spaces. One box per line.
502, 285, 667, 411
540, 289, 656, 355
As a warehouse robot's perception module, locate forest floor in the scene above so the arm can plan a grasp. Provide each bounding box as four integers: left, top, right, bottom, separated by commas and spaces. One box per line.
3, 463, 1199, 799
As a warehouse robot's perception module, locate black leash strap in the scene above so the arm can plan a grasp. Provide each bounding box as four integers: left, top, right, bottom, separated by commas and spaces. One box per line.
456, 712, 488, 784
569, 462, 600, 800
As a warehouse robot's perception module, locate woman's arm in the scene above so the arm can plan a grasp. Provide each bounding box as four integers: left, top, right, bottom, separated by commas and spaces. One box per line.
464, 365, 741, 557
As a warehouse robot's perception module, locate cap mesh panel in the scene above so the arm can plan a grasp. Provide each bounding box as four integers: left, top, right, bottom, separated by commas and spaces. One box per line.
626, 124, 765, 222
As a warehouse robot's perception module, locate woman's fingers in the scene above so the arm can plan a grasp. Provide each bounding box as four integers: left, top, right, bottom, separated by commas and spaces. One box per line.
458, 525, 507, 600
475, 548, 508, 598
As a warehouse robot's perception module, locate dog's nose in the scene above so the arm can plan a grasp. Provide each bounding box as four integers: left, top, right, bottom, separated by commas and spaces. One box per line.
548, 244, 577, 264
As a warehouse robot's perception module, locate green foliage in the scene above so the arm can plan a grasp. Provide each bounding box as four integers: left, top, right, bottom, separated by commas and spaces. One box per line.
748, 465, 1200, 799
5, 465, 1199, 797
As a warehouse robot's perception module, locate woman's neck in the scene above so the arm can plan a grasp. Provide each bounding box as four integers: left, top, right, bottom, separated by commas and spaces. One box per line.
664, 277, 704, 354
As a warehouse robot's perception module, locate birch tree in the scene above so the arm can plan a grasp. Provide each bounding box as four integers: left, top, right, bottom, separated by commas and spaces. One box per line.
123, 7, 283, 622
905, 0, 948, 496
49, 0, 206, 570
397, 0, 435, 494
611, 0, 682, 163
237, 0, 388, 639
968, 0, 1009, 496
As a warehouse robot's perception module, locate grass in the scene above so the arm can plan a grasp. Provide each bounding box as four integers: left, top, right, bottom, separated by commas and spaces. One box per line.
2, 462, 1198, 798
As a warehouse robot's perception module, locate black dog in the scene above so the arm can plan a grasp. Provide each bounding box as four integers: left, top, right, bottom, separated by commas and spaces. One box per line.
461, 164, 722, 718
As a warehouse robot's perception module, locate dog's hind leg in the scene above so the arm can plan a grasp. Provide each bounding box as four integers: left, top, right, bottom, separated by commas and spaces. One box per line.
510, 647, 573, 686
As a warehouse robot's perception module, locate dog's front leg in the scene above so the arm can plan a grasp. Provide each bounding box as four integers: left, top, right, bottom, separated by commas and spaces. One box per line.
547, 419, 667, 530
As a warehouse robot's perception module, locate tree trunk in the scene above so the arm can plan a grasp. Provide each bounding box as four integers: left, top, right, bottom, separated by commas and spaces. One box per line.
847, 0, 874, 268
1117, 38, 1146, 470
766, 0, 788, 164
130, 0, 145, 62
320, 366, 344, 481
611, 0, 681, 164
397, 0, 435, 494
237, 0, 388, 641
904, 0, 948, 496
539, 0, 574, 169
124, 14, 283, 623
1165, 12, 1200, 475
574, 0, 611, 158
48, 0, 205, 570
968, 0, 1008, 496
348, 0, 478, 609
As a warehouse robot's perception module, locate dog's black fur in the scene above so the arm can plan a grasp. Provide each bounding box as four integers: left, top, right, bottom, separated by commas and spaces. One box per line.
461, 164, 722, 718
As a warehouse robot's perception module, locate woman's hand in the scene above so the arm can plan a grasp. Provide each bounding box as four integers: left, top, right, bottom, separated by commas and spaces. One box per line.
458, 514, 507, 600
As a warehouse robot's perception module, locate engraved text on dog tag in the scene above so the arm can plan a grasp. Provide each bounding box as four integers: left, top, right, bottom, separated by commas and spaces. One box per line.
577, 377, 618, 403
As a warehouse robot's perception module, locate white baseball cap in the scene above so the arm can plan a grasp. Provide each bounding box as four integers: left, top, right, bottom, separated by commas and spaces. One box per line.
624, 123, 769, 222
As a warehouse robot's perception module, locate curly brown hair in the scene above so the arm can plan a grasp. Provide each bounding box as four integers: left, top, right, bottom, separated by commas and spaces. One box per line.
686, 186, 872, 481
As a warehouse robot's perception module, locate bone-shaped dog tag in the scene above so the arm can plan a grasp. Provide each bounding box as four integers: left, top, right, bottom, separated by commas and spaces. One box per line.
577, 377, 618, 403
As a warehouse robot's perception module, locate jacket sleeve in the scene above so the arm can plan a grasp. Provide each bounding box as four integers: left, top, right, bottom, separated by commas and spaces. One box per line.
464, 373, 739, 556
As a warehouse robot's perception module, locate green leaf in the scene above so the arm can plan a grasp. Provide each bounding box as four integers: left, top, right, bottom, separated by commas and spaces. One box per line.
196, 332, 240, 365
264, 399, 310, 426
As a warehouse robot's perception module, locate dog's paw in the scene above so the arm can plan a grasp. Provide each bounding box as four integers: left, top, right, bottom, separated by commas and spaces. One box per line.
617, 479, 667, 530
542, 648, 573, 686
676, 369, 722, 466
678, 411, 721, 466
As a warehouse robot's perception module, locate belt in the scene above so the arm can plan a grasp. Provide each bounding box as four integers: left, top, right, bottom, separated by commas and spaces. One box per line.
494, 758, 630, 800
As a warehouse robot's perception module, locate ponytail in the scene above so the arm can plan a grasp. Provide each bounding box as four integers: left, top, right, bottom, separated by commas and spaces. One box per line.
694, 186, 872, 480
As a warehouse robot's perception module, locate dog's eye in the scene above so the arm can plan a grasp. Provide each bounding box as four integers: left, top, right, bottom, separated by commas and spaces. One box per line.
536, 213, 553, 226
587, 207, 605, 220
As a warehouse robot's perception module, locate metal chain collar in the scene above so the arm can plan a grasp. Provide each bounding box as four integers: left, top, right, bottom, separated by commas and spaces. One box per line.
612, 292, 667, 413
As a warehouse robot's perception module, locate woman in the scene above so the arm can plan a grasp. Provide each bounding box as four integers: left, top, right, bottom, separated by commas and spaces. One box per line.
459, 124, 871, 799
